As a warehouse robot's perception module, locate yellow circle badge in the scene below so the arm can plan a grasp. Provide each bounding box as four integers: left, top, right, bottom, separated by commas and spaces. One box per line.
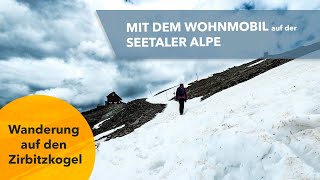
0, 95, 96, 180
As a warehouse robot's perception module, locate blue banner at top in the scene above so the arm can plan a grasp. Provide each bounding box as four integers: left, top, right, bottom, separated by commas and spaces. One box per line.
97, 10, 320, 60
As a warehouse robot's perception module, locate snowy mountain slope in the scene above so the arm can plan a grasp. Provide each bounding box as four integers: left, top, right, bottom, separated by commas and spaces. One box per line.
91, 59, 320, 180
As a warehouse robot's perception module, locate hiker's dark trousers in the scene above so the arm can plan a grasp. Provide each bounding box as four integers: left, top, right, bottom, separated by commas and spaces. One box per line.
179, 99, 185, 115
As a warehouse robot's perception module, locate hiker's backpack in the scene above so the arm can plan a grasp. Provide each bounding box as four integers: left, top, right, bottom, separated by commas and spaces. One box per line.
177, 87, 185, 96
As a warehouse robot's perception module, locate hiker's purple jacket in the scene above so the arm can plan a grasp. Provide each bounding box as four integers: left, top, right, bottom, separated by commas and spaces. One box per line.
175, 85, 188, 100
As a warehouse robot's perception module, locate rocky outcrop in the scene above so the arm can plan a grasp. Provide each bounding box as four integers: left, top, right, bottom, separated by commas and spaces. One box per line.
93, 99, 166, 141
82, 104, 125, 128
186, 59, 292, 100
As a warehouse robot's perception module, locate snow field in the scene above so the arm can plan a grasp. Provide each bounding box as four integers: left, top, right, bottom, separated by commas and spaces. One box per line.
92, 59, 320, 180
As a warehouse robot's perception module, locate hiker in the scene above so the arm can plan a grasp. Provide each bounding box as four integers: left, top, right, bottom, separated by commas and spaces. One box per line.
175, 83, 188, 115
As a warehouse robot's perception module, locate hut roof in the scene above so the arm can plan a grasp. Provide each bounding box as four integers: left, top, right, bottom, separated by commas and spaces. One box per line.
107, 92, 122, 100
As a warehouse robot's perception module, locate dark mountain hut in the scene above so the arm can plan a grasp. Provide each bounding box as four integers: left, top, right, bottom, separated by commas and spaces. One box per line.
106, 92, 122, 104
